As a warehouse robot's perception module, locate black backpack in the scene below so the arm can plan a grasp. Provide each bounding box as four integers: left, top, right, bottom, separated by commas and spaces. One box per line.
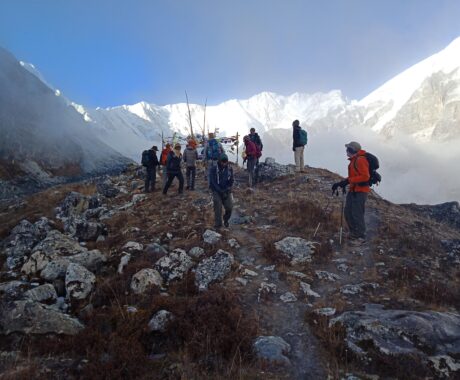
354, 153, 381, 187
141, 150, 151, 167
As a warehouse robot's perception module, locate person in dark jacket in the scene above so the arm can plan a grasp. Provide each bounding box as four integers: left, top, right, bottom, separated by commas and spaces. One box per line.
163, 143, 184, 195
209, 153, 234, 228
144, 146, 159, 192
249, 128, 263, 152
292, 119, 306, 172
332, 141, 370, 245
183, 140, 198, 190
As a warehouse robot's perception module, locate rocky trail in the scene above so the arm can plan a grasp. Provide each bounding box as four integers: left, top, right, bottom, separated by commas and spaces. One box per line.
1, 159, 460, 379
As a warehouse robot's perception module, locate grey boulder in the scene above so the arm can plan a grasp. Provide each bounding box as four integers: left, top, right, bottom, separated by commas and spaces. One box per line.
195, 249, 234, 291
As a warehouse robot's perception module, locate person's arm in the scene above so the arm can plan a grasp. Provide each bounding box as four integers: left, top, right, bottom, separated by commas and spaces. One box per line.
349, 157, 370, 184
228, 167, 234, 189
153, 153, 159, 166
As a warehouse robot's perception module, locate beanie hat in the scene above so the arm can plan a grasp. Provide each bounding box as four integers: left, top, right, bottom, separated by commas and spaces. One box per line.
292, 120, 300, 127
219, 153, 228, 162
345, 141, 361, 152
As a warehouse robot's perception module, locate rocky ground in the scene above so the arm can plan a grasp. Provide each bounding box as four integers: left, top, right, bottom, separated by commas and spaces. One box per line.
0, 159, 459, 379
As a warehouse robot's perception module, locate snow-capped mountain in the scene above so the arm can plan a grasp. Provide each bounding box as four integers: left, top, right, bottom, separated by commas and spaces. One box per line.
0, 47, 131, 199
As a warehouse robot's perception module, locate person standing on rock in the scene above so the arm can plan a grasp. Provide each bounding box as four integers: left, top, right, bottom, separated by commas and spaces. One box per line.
292, 120, 307, 173
160, 143, 172, 187
244, 135, 258, 188
183, 140, 198, 190
163, 143, 184, 195
205, 132, 223, 184
332, 141, 370, 244
141, 145, 159, 192
209, 153, 234, 229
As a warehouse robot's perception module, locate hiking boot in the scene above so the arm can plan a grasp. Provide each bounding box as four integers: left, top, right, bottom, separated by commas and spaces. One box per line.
349, 237, 366, 246
214, 224, 222, 230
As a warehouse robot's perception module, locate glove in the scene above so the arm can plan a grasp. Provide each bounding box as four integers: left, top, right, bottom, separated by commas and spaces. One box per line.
332, 179, 348, 193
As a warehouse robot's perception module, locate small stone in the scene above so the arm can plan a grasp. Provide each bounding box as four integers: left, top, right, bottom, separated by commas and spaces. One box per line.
122, 241, 144, 252
299, 282, 321, 298
148, 310, 174, 332
280, 292, 297, 303
314, 307, 336, 316
243, 269, 258, 277
228, 238, 240, 249
194, 249, 234, 290
253, 336, 291, 366
274, 237, 315, 265
315, 270, 341, 282
117, 253, 131, 274
264, 265, 276, 271
188, 246, 205, 259
235, 277, 248, 286
130, 269, 162, 294
337, 263, 349, 272
257, 282, 277, 302
65, 263, 96, 300
203, 229, 222, 245
287, 271, 308, 279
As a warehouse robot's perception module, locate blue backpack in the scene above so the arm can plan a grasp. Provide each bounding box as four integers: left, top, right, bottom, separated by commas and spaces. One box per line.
299, 129, 308, 146
207, 139, 221, 160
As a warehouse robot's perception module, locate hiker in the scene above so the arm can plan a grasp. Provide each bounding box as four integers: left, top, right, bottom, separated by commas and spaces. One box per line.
160, 143, 172, 187
249, 128, 263, 158
243, 135, 258, 187
205, 132, 223, 183
332, 141, 370, 244
209, 153, 234, 229
292, 120, 307, 173
141, 145, 159, 192
183, 140, 198, 190
163, 143, 184, 195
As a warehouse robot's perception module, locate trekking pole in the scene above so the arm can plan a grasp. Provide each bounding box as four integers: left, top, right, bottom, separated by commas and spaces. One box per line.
339, 187, 346, 245
313, 197, 332, 238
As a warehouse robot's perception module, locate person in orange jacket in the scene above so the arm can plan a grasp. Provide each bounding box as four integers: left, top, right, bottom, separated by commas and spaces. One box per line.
332, 141, 370, 244
160, 143, 172, 187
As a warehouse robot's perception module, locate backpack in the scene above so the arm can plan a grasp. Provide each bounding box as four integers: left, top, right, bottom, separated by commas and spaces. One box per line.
299, 129, 308, 146
354, 153, 381, 187
160, 149, 169, 165
207, 139, 221, 160
141, 150, 151, 167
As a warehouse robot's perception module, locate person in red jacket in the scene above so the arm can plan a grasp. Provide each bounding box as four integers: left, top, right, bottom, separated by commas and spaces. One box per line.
160, 143, 172, 187
332, 141, 370, 244
244, 135, 258, 188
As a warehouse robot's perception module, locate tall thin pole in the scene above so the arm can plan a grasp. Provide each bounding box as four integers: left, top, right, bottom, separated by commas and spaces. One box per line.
236, 132, 239, 165
203, 98, 207, 139
185, 90, 194, 139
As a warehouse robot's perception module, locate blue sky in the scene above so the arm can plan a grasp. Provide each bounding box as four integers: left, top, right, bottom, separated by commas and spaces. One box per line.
1, 0, 460, 108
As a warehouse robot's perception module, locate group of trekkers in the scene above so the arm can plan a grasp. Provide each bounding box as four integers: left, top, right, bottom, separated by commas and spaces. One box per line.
142, 119, 376, 245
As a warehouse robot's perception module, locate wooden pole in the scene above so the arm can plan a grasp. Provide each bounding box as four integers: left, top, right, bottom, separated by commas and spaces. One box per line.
203, 98, 207, 139
185, 90, 194, 139
236, 132, 239, 165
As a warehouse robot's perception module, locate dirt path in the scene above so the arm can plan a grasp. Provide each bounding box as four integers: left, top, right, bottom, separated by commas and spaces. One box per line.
228, 206, 327, 379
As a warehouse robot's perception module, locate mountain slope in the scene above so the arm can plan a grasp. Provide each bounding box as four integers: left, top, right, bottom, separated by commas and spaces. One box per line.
0, 48, 131, 199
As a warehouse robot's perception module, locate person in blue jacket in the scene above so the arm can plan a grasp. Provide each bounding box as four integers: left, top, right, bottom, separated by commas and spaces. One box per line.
209, 153, 234, 229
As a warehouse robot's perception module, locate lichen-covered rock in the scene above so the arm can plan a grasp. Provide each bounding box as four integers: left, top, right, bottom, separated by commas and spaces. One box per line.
188, 246, 205, 259
130, 268, 162, 294
96, 180, 119, 198
331, 304, 460, 378
315, 270, 341, 282
202, 229, 222, 245
148, 310, 174, 332
257, 159, 295, 182
274, 237, 315, 265
122, 241, 144, 253
0, 281, 28, 300
24, 284, 57, 303
340, 283, 379, 295
195, 249, 234, 290
155, 249, 193, 284
0, 300, 83, 335
2, 218, 52, 269
253, 336, 291, 366
299, 282, 321, 298
65, 263, 96, 300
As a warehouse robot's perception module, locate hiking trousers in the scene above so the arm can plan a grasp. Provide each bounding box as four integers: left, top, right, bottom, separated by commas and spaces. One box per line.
294, 146, 305, 172
163, 172, 184, 194
212, 191, 233, 227
344, 192, 368, 239
145, 167, 157, 192
186, 166, 196, 189
247, 156, 256, 187
162, 166, 168, 187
